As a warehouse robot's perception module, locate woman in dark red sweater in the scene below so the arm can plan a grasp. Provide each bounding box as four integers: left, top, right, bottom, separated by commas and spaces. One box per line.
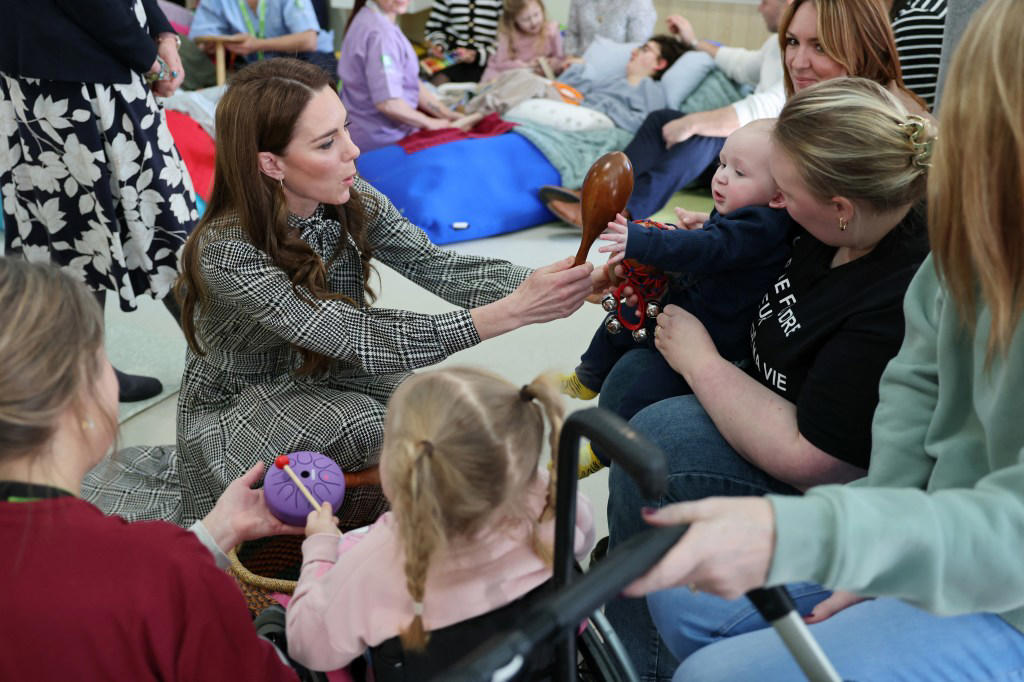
0, 258, 300, 681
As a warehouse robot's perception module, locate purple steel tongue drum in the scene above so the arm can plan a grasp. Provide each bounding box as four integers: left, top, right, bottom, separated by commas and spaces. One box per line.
264, 451, 346, 526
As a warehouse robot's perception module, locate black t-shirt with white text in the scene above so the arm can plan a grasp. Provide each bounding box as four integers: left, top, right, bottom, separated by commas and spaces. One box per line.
746, 204, 929, 468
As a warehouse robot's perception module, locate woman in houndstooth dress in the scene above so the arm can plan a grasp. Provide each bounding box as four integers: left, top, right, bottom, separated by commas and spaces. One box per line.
175, 58, 598, 527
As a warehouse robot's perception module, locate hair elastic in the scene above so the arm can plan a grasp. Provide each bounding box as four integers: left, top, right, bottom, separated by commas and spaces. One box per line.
419, 440, 434, 459
412, 601, 424, 616
519, 385, 534, 402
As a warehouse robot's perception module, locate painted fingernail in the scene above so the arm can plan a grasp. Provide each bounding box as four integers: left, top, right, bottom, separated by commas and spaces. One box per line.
641, 506, 658, 516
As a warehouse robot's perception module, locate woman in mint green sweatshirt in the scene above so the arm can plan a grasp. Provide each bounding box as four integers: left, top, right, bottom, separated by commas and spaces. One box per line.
626, 0, 1024, 679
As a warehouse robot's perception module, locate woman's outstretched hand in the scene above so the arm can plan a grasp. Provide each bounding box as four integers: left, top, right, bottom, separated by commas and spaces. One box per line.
472, 257, 594, 340
512, 256, 594, 324
202, 462, 303, 552
623, 497, 775, 599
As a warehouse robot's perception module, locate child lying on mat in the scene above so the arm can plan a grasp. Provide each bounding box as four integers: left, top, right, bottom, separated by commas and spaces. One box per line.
561, 119, 795, 475
286, 367, 595, 672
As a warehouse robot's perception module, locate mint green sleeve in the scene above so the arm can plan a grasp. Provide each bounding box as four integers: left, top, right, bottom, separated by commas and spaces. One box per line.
768, 467, 1024, 616
766, 257, 1024, 617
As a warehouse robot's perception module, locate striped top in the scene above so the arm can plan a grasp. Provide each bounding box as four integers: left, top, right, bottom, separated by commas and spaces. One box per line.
891, 0, 947, 109
424, 0, 503, 66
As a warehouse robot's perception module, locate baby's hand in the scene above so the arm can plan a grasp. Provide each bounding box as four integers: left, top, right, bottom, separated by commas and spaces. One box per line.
674, 207, 709, 230
597, 213, 629, 265
305, 502, 342, 537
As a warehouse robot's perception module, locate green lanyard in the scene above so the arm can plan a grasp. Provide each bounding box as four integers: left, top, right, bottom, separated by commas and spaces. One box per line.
237, 0, 267, 60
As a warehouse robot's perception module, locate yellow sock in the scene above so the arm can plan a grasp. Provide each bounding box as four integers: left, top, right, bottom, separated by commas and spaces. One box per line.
578, 443, 606, 479
560, 372, 598, 400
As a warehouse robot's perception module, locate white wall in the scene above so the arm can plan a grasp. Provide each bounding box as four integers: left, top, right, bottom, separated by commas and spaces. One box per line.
545, 0, 767, 51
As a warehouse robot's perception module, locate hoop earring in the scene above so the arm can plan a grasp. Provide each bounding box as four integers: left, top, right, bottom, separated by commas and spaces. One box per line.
838, 217, 848, 232
278, 177, 285, 191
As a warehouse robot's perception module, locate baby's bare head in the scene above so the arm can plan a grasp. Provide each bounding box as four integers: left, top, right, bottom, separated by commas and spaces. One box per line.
710, 119, 782, 215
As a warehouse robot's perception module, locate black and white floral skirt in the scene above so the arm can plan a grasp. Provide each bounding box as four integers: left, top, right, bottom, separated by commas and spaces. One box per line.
0, 70, 199, 310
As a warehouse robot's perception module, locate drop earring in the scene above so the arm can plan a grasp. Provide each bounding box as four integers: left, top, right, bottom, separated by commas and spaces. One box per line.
838, 217, 848, 232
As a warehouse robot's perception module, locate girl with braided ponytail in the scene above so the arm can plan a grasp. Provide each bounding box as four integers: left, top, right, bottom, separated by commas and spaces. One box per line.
286, 367, 595, 671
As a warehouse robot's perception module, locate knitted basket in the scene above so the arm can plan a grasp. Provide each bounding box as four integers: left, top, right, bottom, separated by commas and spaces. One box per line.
228, 481, 389, 617
228, 534, 303, 617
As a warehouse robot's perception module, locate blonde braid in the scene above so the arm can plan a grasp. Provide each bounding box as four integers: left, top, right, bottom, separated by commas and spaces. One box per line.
395, 440, 444, 650
518, 375, 564, 566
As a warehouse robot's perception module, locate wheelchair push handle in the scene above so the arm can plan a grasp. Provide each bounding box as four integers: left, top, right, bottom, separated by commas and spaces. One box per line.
559, 408, 668, 499
445, 527, 843, 682
553, 408, 668, 588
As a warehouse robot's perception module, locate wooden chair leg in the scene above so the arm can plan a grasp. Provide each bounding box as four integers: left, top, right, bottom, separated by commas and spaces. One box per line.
215, 43, 226, 85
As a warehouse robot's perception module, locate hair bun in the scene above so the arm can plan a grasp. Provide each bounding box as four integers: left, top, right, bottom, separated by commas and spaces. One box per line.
899, 115, 934, 169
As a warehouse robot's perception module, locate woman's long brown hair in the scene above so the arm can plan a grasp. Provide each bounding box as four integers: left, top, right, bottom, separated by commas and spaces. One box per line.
175, 58, 375, 375
928, 0, 1024, 362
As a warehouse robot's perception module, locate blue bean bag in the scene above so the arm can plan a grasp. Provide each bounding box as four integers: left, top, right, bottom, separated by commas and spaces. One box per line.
355, 133, 560, 245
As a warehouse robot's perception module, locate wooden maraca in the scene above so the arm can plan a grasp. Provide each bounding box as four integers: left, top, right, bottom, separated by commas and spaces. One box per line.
573, 151, 634, 266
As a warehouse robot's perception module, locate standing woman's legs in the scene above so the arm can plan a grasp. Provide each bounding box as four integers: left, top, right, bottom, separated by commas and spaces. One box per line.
0, 70, 197, 402
92, 290, 164, 402
604, 393, 800, 682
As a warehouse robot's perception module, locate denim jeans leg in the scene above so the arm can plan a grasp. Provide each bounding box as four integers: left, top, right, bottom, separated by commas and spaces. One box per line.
576, 323, 642, 394
626, 135, 726, 220
647, 582, 831, 663
604, 394, 800, 681
594, 349, 693, 466
674, 598, 1024, 681
624, 109, 686, 177
598, 349, 693, 423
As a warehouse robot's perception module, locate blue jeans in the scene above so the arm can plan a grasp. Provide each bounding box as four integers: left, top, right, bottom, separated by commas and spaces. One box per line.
577, 316, 651, 394
649, 592, 1024, 681
596, 349, 693, 429
647, 582, 831, 664
603, 362, 799, 681
623, 109, 726, 219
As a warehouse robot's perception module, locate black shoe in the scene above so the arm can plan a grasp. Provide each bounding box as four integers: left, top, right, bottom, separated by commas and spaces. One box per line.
538, 184, 581, 204
115, 369, 163, 403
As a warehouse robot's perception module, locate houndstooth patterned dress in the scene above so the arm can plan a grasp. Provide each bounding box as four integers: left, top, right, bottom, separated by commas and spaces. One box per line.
176, 178, 531, 526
